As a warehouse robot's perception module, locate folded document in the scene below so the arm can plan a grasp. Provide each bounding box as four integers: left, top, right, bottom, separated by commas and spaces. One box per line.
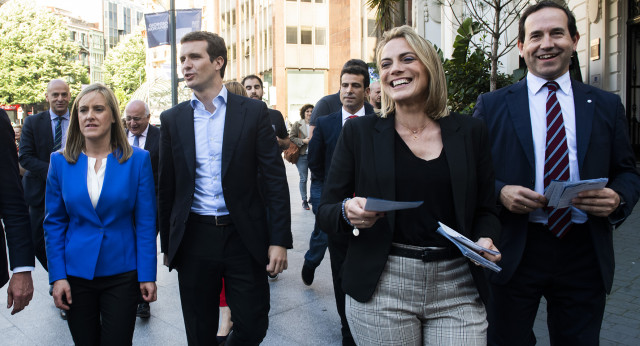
436, 222, 502, 273
544, 178, 608, 208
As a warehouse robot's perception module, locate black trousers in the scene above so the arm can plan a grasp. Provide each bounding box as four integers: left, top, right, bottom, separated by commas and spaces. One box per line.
328, 233, 355, 346
488, 223, 606, 346
176, 217, 269, 346
66, 270, 139, 346
29, 203, 47, 271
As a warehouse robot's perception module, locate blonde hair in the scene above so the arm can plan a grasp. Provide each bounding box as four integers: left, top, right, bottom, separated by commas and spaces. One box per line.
225, 81, 248, 97
376, 25, 449, 119
63, 83, 132, 164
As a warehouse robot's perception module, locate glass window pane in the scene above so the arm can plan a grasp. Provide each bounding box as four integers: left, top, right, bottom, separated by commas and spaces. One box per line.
286, 27, 297, 44
315, 28, 326, 45
301, 29, 312, 45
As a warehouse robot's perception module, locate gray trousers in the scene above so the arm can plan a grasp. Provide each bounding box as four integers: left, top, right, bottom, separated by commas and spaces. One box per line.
346, 244, 487, 346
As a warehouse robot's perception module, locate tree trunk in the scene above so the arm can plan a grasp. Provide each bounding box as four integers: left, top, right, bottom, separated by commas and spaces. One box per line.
490, 3, 501, 91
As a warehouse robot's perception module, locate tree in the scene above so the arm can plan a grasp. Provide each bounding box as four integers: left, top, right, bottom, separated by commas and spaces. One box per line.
366, 0, 405, 36
0, 0, 88, 105
441, 0, 528, 91
102, 29, 146, 110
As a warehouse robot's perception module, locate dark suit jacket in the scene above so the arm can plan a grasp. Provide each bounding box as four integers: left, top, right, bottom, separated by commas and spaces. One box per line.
0, 110, 35, 288
317, 113, 501, 303
127, 124, 160, 193
158, 93, 292, 269
19, 111, 56, 206
307, 111, 343, 181
473, 78, 640, 293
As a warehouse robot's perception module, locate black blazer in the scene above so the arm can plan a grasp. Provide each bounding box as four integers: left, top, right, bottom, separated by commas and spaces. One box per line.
317, 113, 500, 303
19, 111, 55, 206
127, 124, 160, 193
307, 111, 343, 181
158, 93, 292, 268
0, 110, 35, 287
474, 78, 640, 293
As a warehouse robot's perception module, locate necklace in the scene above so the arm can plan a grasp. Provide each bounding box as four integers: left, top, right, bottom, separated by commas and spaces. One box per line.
396, 118, 432, 141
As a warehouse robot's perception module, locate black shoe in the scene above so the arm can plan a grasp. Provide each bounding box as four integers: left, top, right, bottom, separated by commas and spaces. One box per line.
136, 302, 150, 318
302, 200, 310, 210
60, 309, 67, 320
301, 263, 315, 286
267, 272, 279, 280
49, 285, 53, 296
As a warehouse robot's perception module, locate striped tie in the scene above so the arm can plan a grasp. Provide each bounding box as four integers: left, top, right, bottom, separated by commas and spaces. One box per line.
544, 81, 572, 238
53, 116, 63, 151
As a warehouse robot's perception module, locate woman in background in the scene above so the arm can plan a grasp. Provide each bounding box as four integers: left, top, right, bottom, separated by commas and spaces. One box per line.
44, 83, 157, 345
289, 104, 313, 210
317, 26, 501, 345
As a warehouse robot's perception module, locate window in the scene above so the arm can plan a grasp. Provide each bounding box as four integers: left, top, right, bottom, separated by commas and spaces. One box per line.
315, 0, 324, 2
286, 27, 297, 44
301, 28, 312, 44
232, 44, 236, 60
301, 0, 311, 2
315, 28, 326, 45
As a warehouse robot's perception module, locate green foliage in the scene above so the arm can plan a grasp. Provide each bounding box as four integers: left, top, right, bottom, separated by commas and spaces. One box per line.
0, 0, 88, 104
440, 18, 511, 114
366, 0, 402, 35
103, 29, 146, 110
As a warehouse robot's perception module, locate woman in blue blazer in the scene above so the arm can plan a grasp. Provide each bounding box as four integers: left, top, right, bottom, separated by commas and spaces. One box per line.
44, 84, 157, 345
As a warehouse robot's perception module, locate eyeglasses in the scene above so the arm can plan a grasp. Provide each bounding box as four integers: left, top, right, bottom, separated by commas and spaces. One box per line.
125, 116, 146, 122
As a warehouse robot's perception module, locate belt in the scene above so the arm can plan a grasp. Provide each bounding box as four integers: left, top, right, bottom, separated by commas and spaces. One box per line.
189, 213, 233, 226
389, 245, 460, 262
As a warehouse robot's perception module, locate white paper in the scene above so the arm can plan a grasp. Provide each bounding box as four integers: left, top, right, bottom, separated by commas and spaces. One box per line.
363, 198, 423, 212
545, 178, 608, 208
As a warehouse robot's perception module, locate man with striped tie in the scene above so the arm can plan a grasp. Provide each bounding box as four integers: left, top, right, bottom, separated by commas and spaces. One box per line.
19, 79, 71, 319
473, 1, 640, 345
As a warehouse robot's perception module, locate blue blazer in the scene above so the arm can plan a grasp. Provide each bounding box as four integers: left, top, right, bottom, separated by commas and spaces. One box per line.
44, 147, 157, 284
308, 111, 343, 181
473, 78, 640, 293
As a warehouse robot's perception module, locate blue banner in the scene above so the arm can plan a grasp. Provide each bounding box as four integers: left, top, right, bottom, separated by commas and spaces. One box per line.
144, 12, 169, 48
176, 9, 202, 42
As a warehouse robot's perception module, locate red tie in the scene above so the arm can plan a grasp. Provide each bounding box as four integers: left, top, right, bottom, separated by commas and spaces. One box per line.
347, 115, 357, 120
544, 81, 572, 238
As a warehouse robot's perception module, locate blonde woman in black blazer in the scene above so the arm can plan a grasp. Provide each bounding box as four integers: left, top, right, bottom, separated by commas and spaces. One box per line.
317, 26, 501, 345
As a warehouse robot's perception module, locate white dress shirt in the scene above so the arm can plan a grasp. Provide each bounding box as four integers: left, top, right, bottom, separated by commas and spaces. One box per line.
526, 71, 586, 224
87, 156, 107, 209
341, 106, 366, 126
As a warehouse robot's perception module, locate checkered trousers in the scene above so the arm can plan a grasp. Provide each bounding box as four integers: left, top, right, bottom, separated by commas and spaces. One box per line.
346, 243, 487, 345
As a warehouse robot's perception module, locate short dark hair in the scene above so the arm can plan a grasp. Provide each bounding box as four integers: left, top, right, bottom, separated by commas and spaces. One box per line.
242, 74, 263, 88
340, 65, 370, 89
343, 59, 369, 71
181, 31, 228, 79
518, 1, 578, 43
299, 104, 313, 119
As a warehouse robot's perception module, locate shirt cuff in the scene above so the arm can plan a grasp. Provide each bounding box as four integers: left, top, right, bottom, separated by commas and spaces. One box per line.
12, 266, 35, 273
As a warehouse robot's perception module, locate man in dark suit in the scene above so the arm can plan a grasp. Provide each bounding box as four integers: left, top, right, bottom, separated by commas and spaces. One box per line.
124, 99, 160, 318
1, 109, 35, 315
307, 65, 370, 346
308, 59, 375, 140
19, 79, 70, 272
159, 31, 292, 345
242, 74, 290, 152
473, 2, 640, 344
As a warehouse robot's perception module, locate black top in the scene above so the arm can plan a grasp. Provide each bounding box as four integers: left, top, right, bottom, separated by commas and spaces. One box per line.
393, 131, 457, 248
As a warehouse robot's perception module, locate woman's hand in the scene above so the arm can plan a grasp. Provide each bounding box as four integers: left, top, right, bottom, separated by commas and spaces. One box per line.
303, 138, 310, 144
52, 279, 72, 310
140, 282, 157, 302
475, 238, 502, 263
345, 197, 385, 229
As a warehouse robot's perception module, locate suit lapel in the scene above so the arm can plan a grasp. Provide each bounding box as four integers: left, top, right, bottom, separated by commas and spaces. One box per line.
175, 103, 197, 180
506, 79, 535, 171
572, 81, 594, 172
222, 94, 246, 178
373, 115, 396, 232
440, 116, 467, 232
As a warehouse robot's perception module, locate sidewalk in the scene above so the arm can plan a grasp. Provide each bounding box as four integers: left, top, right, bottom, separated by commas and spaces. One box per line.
1, 162, 639, 345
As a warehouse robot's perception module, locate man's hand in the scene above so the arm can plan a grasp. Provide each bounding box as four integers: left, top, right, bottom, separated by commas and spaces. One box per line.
266, 245, 287, 275
572, 188, 620, 217
500, 185, 547, 214
140, 282, 157, 302
52, 279, 72, 311
7, 271, 33, 315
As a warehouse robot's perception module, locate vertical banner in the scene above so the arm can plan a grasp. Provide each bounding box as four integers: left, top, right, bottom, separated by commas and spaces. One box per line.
144, 12, 170, 48
176, 9, 202, 42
